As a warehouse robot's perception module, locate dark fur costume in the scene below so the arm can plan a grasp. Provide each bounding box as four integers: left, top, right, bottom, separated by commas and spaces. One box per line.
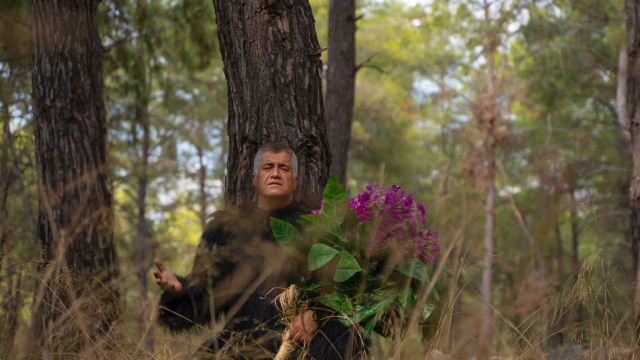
157, 200, 367, 359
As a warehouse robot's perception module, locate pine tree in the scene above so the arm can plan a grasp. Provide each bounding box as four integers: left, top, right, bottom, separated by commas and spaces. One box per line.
30, 0, 119, 354
212, 0, 331, 206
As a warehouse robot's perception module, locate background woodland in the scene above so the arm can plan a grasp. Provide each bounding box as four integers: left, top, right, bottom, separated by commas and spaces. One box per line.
0, 0, 637, 358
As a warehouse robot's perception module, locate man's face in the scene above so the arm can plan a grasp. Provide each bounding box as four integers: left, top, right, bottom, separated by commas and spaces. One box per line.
252, 151, 298, 199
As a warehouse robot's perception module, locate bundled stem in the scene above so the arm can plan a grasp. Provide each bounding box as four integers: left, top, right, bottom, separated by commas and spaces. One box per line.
274, 285, 304, 360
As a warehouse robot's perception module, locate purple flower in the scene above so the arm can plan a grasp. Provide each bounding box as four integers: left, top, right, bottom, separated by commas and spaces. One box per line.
416, 203, 426, 224
310, 200, 324, 214
347, 183, 439, 263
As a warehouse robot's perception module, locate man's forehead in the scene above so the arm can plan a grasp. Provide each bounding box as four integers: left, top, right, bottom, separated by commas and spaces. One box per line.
260, 151, 291, 165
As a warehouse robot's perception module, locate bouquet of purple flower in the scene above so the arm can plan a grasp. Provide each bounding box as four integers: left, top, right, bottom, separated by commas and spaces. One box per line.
271, 178, 444, 343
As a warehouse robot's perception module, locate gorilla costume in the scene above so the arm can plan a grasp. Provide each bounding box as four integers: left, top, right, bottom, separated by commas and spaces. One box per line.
157, 200, 367, 359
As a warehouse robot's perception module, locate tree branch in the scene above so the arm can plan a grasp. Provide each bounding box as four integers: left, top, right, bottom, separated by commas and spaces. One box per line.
0, 13, 30, 36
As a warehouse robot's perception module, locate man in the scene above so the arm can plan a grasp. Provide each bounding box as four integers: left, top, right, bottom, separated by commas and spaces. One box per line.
154, 142, 363, 359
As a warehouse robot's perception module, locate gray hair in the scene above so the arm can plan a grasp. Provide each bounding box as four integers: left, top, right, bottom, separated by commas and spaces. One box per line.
253, 142, 298, 176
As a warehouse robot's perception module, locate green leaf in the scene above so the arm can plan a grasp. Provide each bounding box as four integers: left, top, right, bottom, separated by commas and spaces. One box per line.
307, 282, 323, 291
341, 209, 360, 234
319, 291, 348, 312
298, 213, 347, 244
358, 295, 394, 322
363, 318, 376, 339
397, 287, 412, 308
338, 314, 355, 327
430, 286, 441, 302
308, 243, 339, 271
270, 217, 304, 247
333, 250, 362, 282
421, 303, 435, 323
322, 178, 349, 223
395, 258, 428, 282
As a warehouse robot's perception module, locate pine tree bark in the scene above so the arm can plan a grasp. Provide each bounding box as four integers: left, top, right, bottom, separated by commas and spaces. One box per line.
627, 0, 640, 342
326, 0, 356, 187
212, 0, 331, 206
30, 0, 119, 353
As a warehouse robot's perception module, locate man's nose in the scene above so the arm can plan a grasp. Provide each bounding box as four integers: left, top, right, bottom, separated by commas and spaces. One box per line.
270, 167, 281, 177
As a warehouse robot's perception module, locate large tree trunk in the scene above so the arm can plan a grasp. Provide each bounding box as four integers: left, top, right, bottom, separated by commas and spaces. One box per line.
326, 0, 356, 187
627, 0, 640, 342
30, 0, 119, 354
212, 0, 331, 206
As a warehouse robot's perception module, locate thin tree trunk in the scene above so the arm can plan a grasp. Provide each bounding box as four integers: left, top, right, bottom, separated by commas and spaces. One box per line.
0, 88, 16, 348
31, 0, 119, 354
480, 131, 495, 348
627, 0, 640, 342
480, 0, 497, 354
554, 223, 565, 346
0, 83, 13, 274
555, 223, 564, 285
135, 102, 153, 352
0, 78, 37, 243
212, 0, 331, 206
326, 0, 356, 187
618, 47, 631, 145
569, 188, 584, 337
133, 0, 153, 350
197, 139, 208, 230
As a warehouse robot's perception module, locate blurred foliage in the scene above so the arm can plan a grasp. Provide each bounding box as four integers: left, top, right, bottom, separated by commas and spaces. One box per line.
0, 0, 635, 357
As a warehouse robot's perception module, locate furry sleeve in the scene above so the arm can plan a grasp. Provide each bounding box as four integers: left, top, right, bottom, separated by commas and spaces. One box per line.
157, 220, 226, 333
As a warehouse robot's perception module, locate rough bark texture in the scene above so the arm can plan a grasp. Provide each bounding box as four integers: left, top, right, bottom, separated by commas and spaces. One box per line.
212, 0, 332, 206
627, 0, 640, 342
326, 0, 356, 187
30, 0, 119, 352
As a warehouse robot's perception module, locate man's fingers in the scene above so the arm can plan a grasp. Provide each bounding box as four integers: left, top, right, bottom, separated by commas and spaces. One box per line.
289, 323, 302, 340
154, 258, 166, 272
153, 270, 160, 279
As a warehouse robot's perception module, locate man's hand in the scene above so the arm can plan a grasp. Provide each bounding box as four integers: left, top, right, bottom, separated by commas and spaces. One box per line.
153, 259, 183, 295
288, 309, 317, 343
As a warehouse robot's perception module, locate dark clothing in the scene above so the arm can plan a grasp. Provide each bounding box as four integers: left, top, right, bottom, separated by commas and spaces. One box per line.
157, 200, 366, 359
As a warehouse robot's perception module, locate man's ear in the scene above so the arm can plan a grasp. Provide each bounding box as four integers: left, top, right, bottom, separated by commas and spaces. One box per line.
251, 172, 256, 186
